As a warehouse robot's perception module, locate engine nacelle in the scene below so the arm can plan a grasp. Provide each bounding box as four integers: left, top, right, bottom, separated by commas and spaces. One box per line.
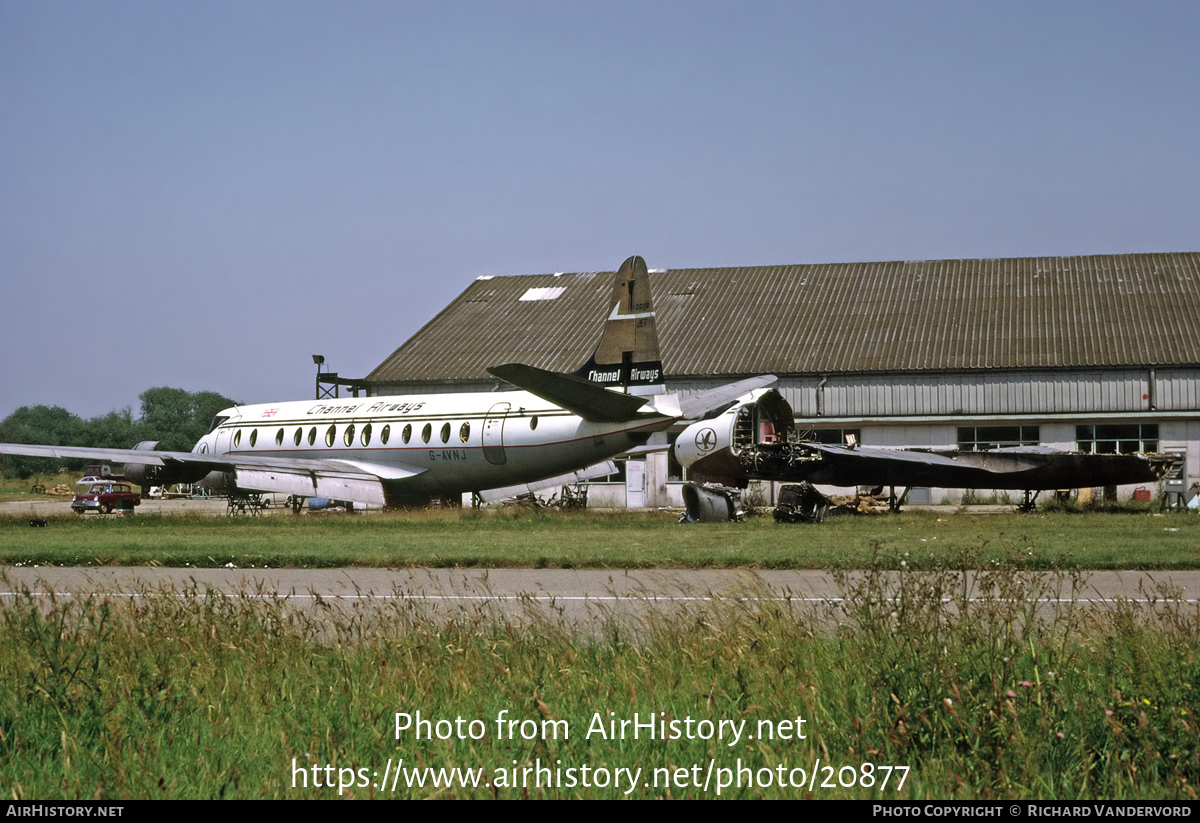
673, 409, 742, 485
672, 389, 797, 486
681, 482, 741, 522
673, 414, 735, 466
122, 441, 212, 487
200, 470, 238, 494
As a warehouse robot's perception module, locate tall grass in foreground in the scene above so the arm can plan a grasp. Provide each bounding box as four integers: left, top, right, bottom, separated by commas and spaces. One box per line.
1, 554, 1197, 799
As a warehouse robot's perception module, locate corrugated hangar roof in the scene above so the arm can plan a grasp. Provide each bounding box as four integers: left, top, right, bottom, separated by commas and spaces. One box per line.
367, 252, 1200, 383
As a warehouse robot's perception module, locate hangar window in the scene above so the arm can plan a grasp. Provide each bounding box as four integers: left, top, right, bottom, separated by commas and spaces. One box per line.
518, 286, 566, 301
1076, 424, 1158, 454
275, 428, 284, 447
234, 430, 242, 448
529, 416, 538, 431
294, 428, 302, 447
460, 422, 470, 443
361, 423, 372, 447
249, 429, 258, 448
422, 423, 432, 444
381, 424, 390, 445
589, 461, 627, 484
440, 422, 451, 443
326, 425, 336, 447
798, 428, 862, 446
344, 424, 355, 447
957, 426, 1039, 451
308, 427, 317, 447
402, 424, 411, 444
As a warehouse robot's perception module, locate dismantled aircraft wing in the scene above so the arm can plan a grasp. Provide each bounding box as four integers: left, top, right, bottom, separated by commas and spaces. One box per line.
771, 442, 1174, 490
672, 389, 1179, 521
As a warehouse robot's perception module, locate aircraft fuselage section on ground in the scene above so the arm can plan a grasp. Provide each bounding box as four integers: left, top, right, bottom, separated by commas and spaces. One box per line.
195, 390, 666, 498
673, 389, 1176, 493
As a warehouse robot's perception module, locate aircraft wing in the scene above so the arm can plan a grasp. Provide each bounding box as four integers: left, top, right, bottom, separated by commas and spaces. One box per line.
0, 442, 218, 467
797, 443, 1174, 490
676, 376, 778, 419
0, 442, 425, 478
477, 459, 620, 503
0, 442, 426, 507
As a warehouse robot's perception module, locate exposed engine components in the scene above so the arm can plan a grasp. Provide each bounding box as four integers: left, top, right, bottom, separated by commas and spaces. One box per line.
680, 482, 744, 523
772, 483, 831, 523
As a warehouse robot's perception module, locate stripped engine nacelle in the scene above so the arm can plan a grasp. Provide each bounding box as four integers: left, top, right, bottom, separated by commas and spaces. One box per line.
122, 441, 211, 487
201, 470, 238, 494
672, 414, 738, 480
680, 482, 742, 523
672, 389, 797, 487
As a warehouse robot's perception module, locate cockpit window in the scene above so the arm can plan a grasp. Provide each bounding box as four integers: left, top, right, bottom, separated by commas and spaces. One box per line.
208, 415, 230, 434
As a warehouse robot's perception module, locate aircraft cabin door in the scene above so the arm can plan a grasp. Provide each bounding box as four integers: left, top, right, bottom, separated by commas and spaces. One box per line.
214, 426, 234, 456
483, 403, 509, 465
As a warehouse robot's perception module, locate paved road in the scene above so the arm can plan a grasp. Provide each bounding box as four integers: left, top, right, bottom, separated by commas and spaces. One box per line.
2, 567, 1196, 628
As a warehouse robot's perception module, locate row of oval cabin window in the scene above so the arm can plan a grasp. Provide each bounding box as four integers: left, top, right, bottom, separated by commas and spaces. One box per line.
231, 416, 539, 450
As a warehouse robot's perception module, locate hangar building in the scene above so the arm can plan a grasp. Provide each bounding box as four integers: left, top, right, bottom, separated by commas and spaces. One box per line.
365, 252, 1200, 508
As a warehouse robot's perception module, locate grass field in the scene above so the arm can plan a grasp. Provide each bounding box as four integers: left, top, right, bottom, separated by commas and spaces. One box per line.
1, 559, 1197, 799
4, 474, 1199, 799
1, 504, 1198, 569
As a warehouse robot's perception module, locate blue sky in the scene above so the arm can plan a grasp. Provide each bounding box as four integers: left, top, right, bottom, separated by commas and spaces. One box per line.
2, 0, 1198, 421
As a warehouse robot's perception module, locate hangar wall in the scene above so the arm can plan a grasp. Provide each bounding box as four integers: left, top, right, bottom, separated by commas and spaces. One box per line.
587, 370, 1200, 508
666, 368, 1200, 419
369, 372, 1199, 509
366, 252, 1200, 509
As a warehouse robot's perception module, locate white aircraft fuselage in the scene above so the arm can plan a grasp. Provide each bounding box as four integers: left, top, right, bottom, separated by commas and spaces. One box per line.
194, 390, 669, 498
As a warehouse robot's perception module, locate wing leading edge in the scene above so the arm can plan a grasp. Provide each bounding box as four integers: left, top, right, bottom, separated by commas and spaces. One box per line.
0, 442, 425, 508
798, 443, 1173, 490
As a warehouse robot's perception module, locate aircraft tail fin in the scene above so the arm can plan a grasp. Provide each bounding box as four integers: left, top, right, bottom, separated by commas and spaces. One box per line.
574, 255, 665, 396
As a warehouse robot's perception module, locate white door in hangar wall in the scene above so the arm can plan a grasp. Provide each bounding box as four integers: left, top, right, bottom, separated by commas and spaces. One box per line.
626, 460, 645, 508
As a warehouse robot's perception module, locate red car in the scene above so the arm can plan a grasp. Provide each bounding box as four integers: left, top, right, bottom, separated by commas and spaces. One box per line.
71, 482, 141, 514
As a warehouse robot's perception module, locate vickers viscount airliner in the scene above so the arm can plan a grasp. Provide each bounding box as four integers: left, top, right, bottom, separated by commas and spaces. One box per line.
0, 256, 773, 509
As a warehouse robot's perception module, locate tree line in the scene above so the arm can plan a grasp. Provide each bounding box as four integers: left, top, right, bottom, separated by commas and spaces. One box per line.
0, 387, 238, 478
